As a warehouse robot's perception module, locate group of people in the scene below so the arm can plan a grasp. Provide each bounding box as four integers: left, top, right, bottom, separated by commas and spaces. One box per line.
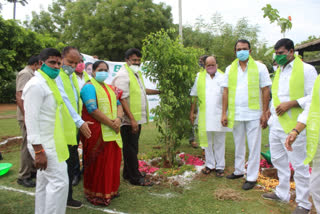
14, 38, 320, 214
16, 47, 158, 213
191, 38, 319, 214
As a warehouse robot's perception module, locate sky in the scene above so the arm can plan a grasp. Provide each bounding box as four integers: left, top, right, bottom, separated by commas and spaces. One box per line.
1, 0, 320, 46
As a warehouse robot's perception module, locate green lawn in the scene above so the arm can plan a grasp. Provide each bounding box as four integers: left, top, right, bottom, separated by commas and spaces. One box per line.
0, 111, 293, 214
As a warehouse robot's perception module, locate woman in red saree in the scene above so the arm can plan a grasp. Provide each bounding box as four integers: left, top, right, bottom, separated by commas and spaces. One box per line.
80, 60, 123, 206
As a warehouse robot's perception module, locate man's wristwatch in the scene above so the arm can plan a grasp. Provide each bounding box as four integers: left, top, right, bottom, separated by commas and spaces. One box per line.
291, 128, 300, 135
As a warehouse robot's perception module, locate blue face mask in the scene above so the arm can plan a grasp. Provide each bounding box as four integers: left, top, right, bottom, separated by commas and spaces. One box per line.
95, 71, 109, 83
236, 50, 250, 61
61, 65, 75, 76
41, 63, 60, 79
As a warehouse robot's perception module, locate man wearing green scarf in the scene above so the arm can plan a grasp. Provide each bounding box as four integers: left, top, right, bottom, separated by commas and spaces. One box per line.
112, 48, 159, 186
285, 74, 320, 214
23, 48, 69, 214
262, 38, 317, 214
221, 39, 272, 190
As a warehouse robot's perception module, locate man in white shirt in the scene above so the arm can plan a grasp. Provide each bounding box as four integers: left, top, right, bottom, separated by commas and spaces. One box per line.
221, 39, 272, 190
55, 46, 92, 208
23, 48, 68, 214
190, 56, 231, 177
262, 38, 317, 214
112, 48, 159, 186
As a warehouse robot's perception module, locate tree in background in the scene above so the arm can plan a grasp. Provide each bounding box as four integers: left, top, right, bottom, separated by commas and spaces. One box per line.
142, 29, 203, 166
182, 13, 272, 71
262, 4, 292, 38
0, 17, 64, 103
25, 0, 173, 61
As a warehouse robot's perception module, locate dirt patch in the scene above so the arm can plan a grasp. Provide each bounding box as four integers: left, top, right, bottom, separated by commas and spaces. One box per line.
0, 137, 22, 153
214, 188, 245, 201
0, 104, 16, 113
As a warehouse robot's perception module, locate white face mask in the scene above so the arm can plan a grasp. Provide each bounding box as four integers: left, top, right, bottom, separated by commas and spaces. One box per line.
273, 65, 278, 72
129, 65, 140, 73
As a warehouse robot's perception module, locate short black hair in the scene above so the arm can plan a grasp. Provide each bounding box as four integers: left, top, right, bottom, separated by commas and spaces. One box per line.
27, 55, 39, 65
200, 55, 208, 63
274, 38, 294, 51
92, 60, 109, 71
62, 46, 80, 57
39, 48, 61, 61
234, 39, 251, 51
85, 62, 93, 69
125, 48, 142, 59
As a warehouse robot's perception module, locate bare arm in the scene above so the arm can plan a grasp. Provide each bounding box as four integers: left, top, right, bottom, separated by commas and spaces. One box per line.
285, 122, 306, 151
276, 100, 299, 116
190, 97, 197, 125
221, 87, 228, 127
260, 86, 271, 128
90, 109, 114, 128
146, 88, 160, 95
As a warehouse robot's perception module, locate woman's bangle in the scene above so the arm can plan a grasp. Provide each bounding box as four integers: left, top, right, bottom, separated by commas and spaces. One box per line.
292, 128, 300, 135
117, 116, 123, 122
35, 149, 44, 154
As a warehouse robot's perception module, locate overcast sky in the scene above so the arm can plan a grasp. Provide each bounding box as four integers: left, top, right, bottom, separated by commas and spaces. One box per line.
1, 0, 320, 46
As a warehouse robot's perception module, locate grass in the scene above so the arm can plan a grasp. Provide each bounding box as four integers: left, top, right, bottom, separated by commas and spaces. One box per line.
0, 109, 293, 214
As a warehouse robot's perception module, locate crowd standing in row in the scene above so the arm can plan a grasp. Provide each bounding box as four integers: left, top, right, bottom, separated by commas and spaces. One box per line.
15, 38, 320, 214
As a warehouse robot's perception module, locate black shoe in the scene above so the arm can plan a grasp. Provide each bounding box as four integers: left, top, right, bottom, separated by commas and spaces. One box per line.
67, 199, 83, 209
30, 172, 37, 179
72, 175, 81, 186
226, 173, 244, 179
242, 181, 256, 190
17, 178, 36, 188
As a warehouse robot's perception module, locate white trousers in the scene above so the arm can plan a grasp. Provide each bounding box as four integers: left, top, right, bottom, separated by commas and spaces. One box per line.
269, 129, 311, 210
29, 146, 69, 214
232, 120, 261, 182
204, 131, 226, 170
310, 142, 320, 213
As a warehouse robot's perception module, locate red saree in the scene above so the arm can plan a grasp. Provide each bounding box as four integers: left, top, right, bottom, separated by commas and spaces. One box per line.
80, 84, 122, 206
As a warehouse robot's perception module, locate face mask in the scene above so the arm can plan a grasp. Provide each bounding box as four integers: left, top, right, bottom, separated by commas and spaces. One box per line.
274, 54, 289, 66
75, 63, 85, 73
62, 65, 75, 76
95, 71, 109, 82
129, 65, 140, 73
41, 63, 60, 79
199, 63, 204, 68
236, 50, 250, 61
273, 66, 278, 72
206, 66, 217, 75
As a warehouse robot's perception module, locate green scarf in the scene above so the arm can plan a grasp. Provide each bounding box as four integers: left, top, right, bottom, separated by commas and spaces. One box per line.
91, 78, 122, 148
125, 64, 149, 122
272, 56, 304, 133
38, 70, 76, 162
228, 56, 260, 128
197, 69, 208, 147
304, 74, 320, 164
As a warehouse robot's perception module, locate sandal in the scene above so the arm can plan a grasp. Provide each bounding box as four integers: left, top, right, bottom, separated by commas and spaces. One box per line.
216, 169, 224, 178
202, 167, 215, 175
136, 177, 154, 186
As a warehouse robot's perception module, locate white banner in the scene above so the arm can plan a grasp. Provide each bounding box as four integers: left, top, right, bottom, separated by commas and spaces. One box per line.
82, 53, 159, 121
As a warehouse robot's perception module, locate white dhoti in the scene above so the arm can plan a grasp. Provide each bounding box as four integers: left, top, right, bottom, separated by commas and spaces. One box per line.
204, 131, 226, 170
269, 129, 311, 210
310, 142, 320, 213
29, 146, 69, 214
232, 119, 261, 182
